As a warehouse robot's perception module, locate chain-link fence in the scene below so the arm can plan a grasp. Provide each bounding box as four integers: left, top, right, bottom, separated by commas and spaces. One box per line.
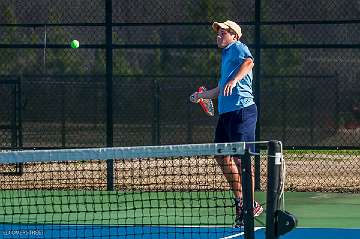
257, 150, 360, 193
0, 0, 359, 192
0, 76, 20, 148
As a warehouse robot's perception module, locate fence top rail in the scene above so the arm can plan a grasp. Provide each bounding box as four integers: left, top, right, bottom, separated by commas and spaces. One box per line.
0, 19, 359, 27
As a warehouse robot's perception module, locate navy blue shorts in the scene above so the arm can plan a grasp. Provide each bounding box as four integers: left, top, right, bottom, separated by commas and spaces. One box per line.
214, 104, 257, 152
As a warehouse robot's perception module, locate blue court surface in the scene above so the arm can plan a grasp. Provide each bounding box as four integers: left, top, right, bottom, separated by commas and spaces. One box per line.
1, 225, 360, 239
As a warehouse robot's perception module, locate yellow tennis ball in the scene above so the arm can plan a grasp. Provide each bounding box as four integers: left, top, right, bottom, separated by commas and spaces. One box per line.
70, 40, 79, 49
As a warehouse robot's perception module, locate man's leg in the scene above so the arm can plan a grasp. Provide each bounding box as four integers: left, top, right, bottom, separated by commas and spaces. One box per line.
228, 105, 263, 218
234, 156, 263, 217
233, 157, 254, 200
215, 155, 244, 226
215, 155, 242, 198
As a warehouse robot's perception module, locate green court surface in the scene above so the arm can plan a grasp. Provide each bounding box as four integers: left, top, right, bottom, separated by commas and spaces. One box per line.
254, 191, 360, 228
1, 190, 236, 225
1, 191, 359, 228
279, 192, 360, 228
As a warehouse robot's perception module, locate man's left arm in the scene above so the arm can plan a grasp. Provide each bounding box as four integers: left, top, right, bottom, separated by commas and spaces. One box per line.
223, 58, 254, 96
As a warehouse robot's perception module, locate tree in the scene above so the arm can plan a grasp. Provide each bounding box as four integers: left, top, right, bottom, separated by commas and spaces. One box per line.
0, 5, 20, 75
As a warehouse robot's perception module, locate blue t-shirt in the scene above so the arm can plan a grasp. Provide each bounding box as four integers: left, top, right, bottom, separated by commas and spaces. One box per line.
218, 41, 254, 114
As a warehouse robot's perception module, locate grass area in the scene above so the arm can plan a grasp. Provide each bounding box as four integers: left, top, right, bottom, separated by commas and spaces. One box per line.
258, 149, 360, 161
284, 150, 360, 156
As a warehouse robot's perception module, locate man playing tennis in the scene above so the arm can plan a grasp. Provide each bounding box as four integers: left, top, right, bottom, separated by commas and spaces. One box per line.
190, 20, 263, 226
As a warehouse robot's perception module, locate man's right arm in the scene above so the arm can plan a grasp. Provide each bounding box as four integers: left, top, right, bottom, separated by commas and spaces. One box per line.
199, 86, 219, 99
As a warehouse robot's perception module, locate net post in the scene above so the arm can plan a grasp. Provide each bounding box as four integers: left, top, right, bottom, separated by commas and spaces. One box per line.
265, 140, 282, 239
241, 149, 255, 239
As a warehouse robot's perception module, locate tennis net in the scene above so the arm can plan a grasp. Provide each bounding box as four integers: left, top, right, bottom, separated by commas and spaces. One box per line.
0, 142, 292, 238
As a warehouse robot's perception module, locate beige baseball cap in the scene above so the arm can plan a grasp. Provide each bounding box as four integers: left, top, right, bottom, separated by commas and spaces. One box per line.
212, 20, 242, 39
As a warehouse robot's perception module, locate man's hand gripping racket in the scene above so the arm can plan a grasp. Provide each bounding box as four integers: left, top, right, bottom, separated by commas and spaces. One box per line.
189, 86, 214, 116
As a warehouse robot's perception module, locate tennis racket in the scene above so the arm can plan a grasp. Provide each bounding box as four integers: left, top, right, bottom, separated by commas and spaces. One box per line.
190, 86, 214, 117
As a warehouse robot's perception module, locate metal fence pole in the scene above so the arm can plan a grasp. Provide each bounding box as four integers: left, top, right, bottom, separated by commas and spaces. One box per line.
105, 0, 114, 191
254, 0, 262, 191
153, 79, 160, 145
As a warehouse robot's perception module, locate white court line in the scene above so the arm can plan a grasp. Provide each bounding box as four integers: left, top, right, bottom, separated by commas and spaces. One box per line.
219, 227, 264, 239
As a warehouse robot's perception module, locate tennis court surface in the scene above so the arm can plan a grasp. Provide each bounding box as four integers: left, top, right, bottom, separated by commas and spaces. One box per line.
1, 225, 360, 238
1, 142, 359, 238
